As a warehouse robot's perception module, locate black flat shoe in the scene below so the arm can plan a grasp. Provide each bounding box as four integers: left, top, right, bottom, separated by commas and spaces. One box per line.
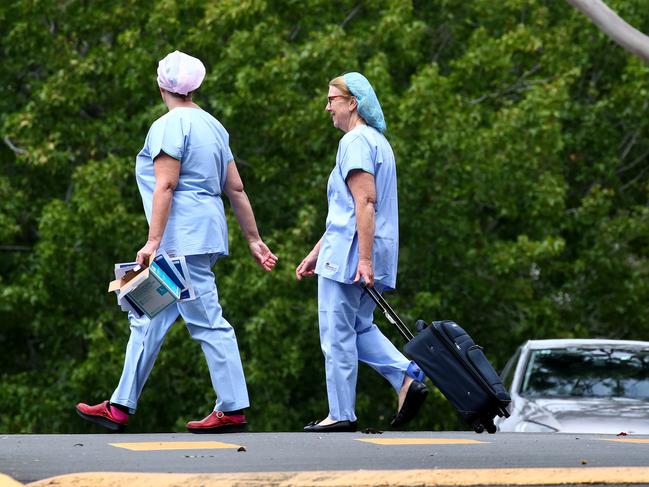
391, 380, 428, 427
303, 420, 358, 432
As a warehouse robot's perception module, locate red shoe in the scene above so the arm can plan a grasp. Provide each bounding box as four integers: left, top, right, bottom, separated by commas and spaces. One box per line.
186, 410, 247, 434
75, 400, 128, 432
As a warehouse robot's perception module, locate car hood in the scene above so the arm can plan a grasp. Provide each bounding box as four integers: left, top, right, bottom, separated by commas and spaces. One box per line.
519, 396, 649, 434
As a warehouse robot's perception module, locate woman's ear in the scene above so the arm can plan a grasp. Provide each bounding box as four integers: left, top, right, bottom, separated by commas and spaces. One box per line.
349, 96, 358, 111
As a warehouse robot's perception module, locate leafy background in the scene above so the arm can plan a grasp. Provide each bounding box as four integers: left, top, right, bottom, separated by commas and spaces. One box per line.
1, 0, 648, 433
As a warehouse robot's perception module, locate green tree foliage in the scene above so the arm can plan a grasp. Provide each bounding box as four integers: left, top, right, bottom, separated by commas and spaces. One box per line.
1, 0, 647, 433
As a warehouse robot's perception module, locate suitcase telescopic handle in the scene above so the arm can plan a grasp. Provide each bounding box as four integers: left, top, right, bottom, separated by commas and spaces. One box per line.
363, 284, 415, 341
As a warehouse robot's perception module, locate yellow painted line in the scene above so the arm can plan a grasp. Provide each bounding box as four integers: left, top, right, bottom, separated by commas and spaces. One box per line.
25, 467, 649, 486
602, 438, 649, 444
109, 441, 241, 451
0, 473, 24, 487
356, 438, 487, 445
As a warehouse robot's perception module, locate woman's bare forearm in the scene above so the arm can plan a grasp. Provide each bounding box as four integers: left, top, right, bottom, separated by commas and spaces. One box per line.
355, 200, 375, 262
228, 188, 262, 242
148, 185, 174, 245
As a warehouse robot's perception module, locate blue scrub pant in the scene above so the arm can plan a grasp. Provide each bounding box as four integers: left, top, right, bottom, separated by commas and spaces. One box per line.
318, 276, 415, 422
110, 254, 249, 414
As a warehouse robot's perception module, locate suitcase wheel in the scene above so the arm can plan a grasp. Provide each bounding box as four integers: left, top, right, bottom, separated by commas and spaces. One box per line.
472, 418, 497, 434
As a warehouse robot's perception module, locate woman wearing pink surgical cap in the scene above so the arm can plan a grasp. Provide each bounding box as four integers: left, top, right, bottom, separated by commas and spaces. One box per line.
76, 50, 278, 433
157, 50, 206, 96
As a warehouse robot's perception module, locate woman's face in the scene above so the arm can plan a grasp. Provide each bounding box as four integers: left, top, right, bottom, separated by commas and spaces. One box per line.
325, 85, 352, 132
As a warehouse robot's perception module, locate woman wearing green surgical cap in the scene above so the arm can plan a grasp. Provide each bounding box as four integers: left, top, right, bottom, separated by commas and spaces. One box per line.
296, 72, 428, 432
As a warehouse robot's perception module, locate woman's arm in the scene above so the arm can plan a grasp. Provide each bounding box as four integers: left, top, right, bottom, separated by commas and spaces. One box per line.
136, 152, 180, 265
223, 161, 277, 271
347, 169, 376, 287
295, 236, 323, 280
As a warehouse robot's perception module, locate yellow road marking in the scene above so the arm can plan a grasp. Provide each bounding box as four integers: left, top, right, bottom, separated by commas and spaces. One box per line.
0, 473, 24, 487
602, 438, 649, 444
26, 467, 649, 486
109, 441, 241, 451
356, 438, 487, 445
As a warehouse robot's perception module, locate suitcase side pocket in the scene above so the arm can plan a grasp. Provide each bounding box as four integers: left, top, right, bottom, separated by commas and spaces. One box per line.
434, 322, 510, 405
466, 346, 511, 403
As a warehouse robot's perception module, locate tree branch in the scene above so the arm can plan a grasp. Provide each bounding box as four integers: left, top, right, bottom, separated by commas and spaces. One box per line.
620, 162, 649, 192
341, 4, 362, 29
3, 136, 26, 155
617, 147, 649, 174
289, 25, 300, 42
469, 64, 543, 105
0, 245, 32, 252
618, 128, 640, 162
566, 0, 649, 64
432, 24, 453, 63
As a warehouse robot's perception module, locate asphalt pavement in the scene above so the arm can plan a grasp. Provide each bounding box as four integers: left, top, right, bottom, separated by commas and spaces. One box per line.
1, 431, 648, 486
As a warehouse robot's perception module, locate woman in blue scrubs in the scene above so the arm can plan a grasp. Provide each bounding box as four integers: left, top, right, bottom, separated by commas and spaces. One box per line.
76, 51, 277, 433
296, 73, 427, 432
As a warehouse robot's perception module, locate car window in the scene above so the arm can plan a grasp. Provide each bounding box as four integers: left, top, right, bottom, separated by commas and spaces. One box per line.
520, 348, 649, 400
500, 346, 521, 391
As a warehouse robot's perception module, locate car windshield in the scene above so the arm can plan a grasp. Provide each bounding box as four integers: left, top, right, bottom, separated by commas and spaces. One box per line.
521, 347, 649, 400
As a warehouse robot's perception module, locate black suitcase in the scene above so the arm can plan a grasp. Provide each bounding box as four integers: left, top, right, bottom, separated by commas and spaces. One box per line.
365, 286, 511, 433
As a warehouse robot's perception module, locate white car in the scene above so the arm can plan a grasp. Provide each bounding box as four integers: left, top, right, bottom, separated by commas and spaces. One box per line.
495, 339, 649, 434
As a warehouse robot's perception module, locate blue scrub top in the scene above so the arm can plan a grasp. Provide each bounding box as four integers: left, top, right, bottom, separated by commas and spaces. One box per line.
315, 124, 399, 290
135, 107, 232, 257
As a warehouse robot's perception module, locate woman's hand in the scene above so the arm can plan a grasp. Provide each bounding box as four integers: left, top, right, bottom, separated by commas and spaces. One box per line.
136, 240, 159, 266
249, 239, 278, 271
354, 257, 374, 287
295, 251, 318, 280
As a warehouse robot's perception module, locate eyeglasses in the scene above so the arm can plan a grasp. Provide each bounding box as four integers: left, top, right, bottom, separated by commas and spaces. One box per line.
327, 95, 349, 105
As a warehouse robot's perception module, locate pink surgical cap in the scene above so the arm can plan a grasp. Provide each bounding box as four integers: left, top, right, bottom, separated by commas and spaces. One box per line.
156, 51, 206, 96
